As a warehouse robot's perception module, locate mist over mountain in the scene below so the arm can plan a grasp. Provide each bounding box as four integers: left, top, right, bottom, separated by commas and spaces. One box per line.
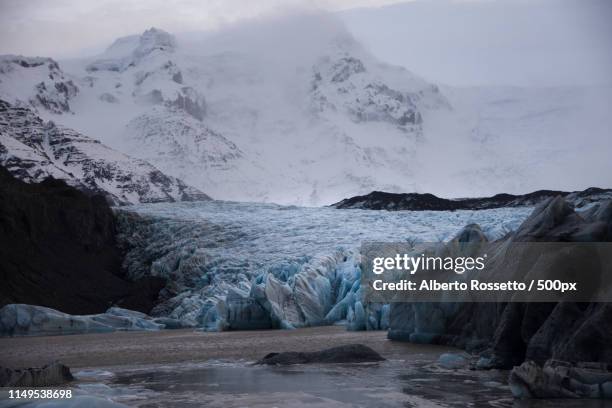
1, 13, 610, 205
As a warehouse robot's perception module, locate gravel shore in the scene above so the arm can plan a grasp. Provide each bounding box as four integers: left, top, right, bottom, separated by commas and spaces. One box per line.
0, 326, 451, 369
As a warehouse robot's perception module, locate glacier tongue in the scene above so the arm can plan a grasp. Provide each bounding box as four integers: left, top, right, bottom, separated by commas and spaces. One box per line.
117, 201, 531, 331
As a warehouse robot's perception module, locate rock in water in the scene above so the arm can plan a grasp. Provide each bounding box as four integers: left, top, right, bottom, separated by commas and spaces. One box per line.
257, 344, 385, 365
509, 360, 612, 399
0, 362, 73, 387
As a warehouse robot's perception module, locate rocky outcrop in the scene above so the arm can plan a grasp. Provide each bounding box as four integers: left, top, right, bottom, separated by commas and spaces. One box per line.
0, 167, 166, 314
388, 197, 612, 370
122, 109, 241, 186
257, 344, 385, 365
332, 189, 612, 211
169, 87, 206, 121
0, 99, 210, 204
87, 28, 177, 73
509, 360, 612, 399
310, 53, 436, 131
0, 362, 73, 387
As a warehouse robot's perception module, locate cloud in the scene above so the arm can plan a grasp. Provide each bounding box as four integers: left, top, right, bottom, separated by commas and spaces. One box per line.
0, 0, 410, 57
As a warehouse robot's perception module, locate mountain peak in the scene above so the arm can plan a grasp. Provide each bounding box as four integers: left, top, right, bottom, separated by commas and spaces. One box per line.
87, 27, 176, 73
136, 27, 176, 57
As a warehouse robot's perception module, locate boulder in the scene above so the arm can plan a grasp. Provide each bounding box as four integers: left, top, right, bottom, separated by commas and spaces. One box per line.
509, 360, 612, 399
0, 362, 73, 387
257, 344, 385, 365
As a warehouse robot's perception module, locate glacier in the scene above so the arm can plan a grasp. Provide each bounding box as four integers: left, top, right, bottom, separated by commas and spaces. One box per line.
116, 201, 532, 331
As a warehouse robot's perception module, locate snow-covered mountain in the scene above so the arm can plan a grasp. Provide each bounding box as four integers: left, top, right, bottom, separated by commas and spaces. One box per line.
0, 55, 78, 114
0, 15, 610, 205
0, 99, 209, 205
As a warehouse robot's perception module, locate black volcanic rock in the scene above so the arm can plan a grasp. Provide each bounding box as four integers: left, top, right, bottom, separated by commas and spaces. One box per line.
332, 189, 612, 211
0, 362, 73, 387
0, 167, 165, 314
257, 344, 385, 365
509, 360, 612, 398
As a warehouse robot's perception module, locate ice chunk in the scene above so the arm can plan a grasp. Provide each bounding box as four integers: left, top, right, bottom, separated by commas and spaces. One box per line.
438, 353, 470, 369
0, 304, 163, 336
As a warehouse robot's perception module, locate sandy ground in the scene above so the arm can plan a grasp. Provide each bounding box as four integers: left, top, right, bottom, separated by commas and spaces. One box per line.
0, 326, 452, 370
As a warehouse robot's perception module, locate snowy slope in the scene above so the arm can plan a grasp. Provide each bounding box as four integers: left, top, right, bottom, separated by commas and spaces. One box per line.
0, 15, 610, 205
0, 55, 78, 114
0, 99, 209, 205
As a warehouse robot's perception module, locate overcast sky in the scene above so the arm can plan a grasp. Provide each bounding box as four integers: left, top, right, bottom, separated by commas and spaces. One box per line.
1, 0, 610, 86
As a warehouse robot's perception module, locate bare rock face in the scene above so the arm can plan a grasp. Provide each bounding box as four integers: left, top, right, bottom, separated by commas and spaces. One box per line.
0, 362, 73, 387
257, 344, 385, 365
0, 167, 167, 315
509, 360, 612, 399
169, 87, 206, 121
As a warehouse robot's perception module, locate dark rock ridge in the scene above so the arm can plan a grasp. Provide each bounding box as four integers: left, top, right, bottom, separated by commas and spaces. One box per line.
387, 196, 612, 370
0, 99, 210, 205
257, 344, 385, 365
332, 188, 612, 211
0, 167, 166, 314
0, 362, 73, 387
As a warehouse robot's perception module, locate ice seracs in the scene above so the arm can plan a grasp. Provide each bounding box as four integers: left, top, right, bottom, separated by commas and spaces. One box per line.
115, 200, 531, 330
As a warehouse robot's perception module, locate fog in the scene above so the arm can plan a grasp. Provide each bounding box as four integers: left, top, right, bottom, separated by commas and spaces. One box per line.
340, 0, 612, 86
1, 0, 611, 87
0, 0, 610, 200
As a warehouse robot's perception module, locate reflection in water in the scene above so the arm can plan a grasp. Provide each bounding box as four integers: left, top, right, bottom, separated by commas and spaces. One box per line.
92, 360, 612, 408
